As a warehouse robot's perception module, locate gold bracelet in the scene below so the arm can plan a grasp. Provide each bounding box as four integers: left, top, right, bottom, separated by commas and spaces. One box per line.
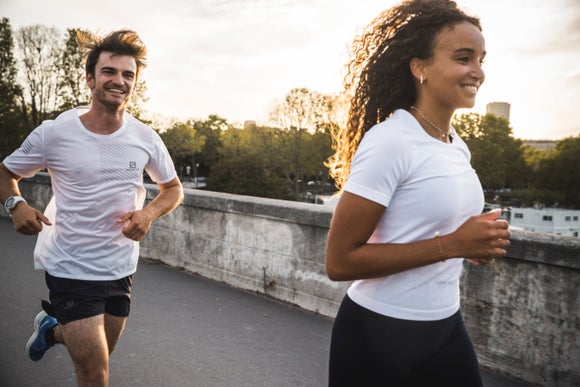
434, 231, 445, 261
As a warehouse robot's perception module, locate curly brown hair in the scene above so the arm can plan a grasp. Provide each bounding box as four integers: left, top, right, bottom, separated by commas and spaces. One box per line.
327, 0, 481, 190
77, 29, 147, 81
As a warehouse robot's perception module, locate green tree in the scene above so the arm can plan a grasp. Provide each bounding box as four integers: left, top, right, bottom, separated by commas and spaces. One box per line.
16, 24, 61, 129
191, 115, 229, 178
304, 128, 334, 187
126, 79, 149, 121
269, 87, 331, 132
453, 112, 482, 139
522, 144, 546, 172
454, 112, 529, 192
159, 120, 205, 178
0, 17, 27, 159
534, 136, 580, 208
57, 28, 91, 111
207, 125, 289, 200
269, 88, 337, 198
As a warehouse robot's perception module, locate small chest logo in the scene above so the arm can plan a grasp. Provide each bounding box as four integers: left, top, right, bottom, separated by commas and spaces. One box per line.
127, 161, 137, 170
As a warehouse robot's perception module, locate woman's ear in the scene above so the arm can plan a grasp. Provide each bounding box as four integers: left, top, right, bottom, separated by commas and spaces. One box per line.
409, 58, 425, 84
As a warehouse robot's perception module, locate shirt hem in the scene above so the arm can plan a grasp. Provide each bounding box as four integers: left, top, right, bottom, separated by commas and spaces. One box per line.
38, 264, 137, 281
347, 286, 460, 321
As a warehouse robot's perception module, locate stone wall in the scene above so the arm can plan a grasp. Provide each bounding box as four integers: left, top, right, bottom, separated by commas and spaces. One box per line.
461, 233, 579, 386
4, 174, 579, 386
141, 186, 347, 318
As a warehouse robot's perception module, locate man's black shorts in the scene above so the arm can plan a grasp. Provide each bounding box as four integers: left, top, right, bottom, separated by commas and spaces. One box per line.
45, 272, 133, 325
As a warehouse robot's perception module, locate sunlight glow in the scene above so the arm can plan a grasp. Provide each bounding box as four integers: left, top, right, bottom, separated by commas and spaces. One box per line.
2, 0, 579, 139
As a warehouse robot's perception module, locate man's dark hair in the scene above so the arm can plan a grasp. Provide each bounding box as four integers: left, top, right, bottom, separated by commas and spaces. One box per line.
77, 29, 147, 80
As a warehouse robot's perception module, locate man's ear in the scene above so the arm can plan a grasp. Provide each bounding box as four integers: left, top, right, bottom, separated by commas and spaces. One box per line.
86, 73, 95, 90
131, 75, 139, 93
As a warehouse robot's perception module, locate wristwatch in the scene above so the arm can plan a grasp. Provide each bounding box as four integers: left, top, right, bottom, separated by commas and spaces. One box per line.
4, 196, 27, 217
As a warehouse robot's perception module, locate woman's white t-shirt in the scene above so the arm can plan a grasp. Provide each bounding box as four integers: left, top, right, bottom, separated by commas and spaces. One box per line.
344, 109, 484, 321
3, 107, 177, 280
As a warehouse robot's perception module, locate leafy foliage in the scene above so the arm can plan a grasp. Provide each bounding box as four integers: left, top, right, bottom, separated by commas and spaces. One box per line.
529, 136, 580, 208
454, 113, 529, 190
0, 18, 27, 160
58, 28, 91, 111
207, 125, 290, 199
159, 120, 206, 178
15, 24, 62, 129
454, 113, 579, 208
267, 88, 339, 198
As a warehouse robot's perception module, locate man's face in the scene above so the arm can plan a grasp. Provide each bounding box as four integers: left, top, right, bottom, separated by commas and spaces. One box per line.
86, 51, 137, 111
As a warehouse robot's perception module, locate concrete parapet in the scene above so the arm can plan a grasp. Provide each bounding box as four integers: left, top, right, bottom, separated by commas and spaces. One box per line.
461, 231, 580, 386
3, 173, 579, 386
142, 186, 348, 318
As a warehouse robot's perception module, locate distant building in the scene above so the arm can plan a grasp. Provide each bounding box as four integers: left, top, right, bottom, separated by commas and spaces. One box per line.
486, 102, 510, 121
510, 207, 580, 237
244, 120, 257, 130
522, 140, 557, 151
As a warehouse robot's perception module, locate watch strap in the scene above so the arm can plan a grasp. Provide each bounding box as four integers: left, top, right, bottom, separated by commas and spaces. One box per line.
4, 196, 27, 216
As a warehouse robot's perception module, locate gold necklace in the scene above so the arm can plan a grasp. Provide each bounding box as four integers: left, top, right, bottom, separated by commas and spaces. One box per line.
410, 106, 450, 140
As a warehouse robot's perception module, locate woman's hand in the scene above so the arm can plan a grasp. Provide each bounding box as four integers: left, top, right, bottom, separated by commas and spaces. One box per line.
444, 209, 511, 264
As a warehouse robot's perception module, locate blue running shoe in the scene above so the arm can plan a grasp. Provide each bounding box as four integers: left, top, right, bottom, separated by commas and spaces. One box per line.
25, 311, 57, 361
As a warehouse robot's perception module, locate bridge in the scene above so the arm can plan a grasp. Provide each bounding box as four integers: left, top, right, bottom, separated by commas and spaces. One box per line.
1, 173, 578, 386
0, 218, 534, 386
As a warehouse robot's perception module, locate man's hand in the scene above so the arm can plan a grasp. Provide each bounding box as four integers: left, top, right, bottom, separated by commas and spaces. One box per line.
11, 203, 52, 235
118, 177, 183, 242
118, 210, 154, 241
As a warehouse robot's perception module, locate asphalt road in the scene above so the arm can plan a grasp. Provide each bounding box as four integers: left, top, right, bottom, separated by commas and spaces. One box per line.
0, 217, 534, 387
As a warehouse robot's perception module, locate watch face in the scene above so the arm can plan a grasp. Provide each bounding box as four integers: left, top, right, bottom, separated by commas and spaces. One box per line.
5, 197, 15, 209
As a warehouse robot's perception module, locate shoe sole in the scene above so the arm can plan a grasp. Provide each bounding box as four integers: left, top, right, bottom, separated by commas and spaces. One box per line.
25, 311, 48, 359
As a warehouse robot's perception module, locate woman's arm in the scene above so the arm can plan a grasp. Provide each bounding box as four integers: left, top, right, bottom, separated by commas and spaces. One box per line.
325, 191, 510, 281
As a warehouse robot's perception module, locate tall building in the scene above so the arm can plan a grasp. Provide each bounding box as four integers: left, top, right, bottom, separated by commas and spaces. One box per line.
486, 102, 510, 121
244, 120, 257, 130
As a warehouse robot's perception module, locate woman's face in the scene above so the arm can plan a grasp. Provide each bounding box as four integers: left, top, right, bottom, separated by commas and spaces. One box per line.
422, 21, 486, 111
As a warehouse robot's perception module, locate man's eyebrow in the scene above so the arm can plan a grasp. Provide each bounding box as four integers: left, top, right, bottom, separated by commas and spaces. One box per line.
100, 66, 135, 75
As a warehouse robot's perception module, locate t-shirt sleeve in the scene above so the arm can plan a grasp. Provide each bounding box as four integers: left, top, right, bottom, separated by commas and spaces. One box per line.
343, 124, 409, 208
145, 130, 178, 184
2, 126, 47, 178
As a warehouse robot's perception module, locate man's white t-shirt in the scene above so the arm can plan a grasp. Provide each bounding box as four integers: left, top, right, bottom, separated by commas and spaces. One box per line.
343, 109, 484, 321
3, 107, 177, 280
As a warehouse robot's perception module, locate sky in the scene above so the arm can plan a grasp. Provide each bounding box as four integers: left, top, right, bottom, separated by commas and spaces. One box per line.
1, 0, 579, 140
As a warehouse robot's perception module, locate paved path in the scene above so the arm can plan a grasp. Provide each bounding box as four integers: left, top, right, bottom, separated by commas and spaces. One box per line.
0, 217, 534, 386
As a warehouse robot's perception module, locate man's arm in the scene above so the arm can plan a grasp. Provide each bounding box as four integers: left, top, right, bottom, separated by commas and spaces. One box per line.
0, 163, 51, 234
118, 177, 184, 241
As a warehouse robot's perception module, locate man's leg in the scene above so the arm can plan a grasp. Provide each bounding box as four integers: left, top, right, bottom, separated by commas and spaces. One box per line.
39, 273, 133, 386
59, 315, 110, 387
103, 313, 127, 354
55, 313, 128, 387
